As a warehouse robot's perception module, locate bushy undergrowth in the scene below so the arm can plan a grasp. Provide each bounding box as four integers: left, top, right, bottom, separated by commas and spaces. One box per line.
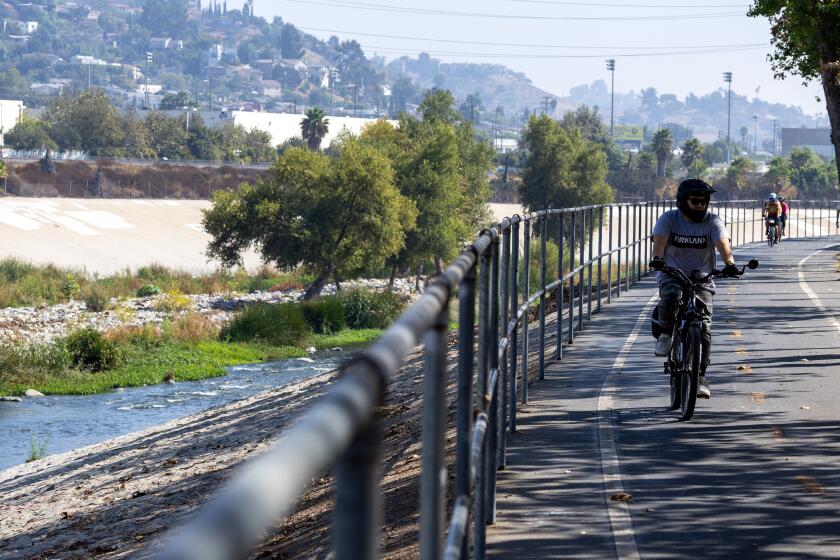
301, 296, 346, 334
340, 288, 403, 329
0, 258, 314, 308
220, 302, 310, 346
66, 328, 120, 371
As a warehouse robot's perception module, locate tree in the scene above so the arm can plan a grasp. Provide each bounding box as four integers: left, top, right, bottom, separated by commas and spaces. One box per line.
680, 138, 705, 175
145, 112, 189, 159
4, 116, 57, 150
651, 128, 673, 178
788, 146, 834, 198
159, 91, 195, 110
139, 0, 188, 36
280, 24, 303, 59
519, 114, 612, 213
722, 156, 753, 197
418, 89, 459, 124
748, 2, 840, 182
44, 91, 124, 155
202, 141, 417, 299
301, 107, 329, 151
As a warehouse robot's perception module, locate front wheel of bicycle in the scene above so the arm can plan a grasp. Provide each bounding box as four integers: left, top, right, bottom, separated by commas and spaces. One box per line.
679, 324, 701, 421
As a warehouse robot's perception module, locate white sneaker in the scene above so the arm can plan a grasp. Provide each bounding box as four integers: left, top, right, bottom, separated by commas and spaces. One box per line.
654, 334, 672, 357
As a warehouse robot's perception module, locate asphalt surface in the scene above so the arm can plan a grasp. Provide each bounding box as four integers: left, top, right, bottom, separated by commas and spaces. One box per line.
488, 235, 840, 559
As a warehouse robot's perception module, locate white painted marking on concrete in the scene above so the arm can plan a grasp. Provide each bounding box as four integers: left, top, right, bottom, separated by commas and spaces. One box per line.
597, 292, 659, 560
0, 206, 42, 230
798, 243, 840, 337
67, 211, 135, 230
185, 223, 204, 232
50, 215, 100, 236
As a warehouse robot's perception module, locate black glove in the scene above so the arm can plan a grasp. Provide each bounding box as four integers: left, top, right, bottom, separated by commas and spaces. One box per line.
649, 256, 665, 270
722, 263, 739, 277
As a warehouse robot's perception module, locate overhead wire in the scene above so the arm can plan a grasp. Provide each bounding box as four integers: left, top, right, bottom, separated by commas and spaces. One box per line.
507, 0, 749, 7
283, 0, 745, 20
298, 26, 767, 51
359, 44, 767, 59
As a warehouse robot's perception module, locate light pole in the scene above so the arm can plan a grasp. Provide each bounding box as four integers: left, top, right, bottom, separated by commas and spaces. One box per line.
752, 115, 758, 153
771, 118, 777, 156
329, 68, 339, 116
723, 72, 732, 163
606, 59, 615, 138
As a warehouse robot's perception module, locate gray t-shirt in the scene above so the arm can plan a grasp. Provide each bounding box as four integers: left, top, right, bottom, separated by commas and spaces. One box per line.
652, 209, 729, 285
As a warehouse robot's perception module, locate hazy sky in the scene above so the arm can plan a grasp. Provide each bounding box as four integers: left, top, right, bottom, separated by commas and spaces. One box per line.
236, 0, 825, 117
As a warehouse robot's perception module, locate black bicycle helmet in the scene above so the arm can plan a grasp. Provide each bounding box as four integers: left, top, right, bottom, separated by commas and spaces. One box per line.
676, 178, 715, 221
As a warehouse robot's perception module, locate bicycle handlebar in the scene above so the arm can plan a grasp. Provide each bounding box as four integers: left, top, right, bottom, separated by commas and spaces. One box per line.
657, 259, 759, 287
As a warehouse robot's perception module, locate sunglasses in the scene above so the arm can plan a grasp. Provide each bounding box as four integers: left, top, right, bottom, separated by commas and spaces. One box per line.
686, 197, 709, 206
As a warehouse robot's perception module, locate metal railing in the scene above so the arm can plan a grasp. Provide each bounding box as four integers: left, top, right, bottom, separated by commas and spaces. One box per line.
157, 198, 837, 560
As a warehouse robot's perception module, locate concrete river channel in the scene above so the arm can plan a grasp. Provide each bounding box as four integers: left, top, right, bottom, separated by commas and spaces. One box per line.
0, 352, 346, 469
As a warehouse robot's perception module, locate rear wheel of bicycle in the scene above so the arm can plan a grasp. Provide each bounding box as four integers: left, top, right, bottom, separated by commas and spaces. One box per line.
679, 324, 701, 421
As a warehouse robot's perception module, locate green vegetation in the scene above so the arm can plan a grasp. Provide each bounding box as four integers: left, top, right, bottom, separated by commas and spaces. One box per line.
26, 435, 48, 463
0, 258, 312, 308
340, 288, 403, 329
220, 302, 310, 347
301, 296, 346, 335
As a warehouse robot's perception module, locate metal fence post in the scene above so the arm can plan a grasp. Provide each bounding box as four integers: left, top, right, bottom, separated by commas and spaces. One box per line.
625, 204, 631, 292
556, 212, 564, 360
607, 205, 613, 304
578, 208, 585, 332
420, 303, 449, 560
475, 248, 491, 558
568, 211, 576, 344
521, 219, 530, 405
456, 263, 476, 560
587, 206, 594, 320
335, 411, 383, 560
499, 225, 510, 469
509, 219, 520, 434
635, 203, 642, 282
597, 206, 603, 312
488, 235, 500, 523
616, 205, 622, 299
539, 216, 547, 381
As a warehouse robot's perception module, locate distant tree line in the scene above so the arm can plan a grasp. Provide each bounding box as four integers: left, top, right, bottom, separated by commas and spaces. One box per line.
4, 90, 276, 163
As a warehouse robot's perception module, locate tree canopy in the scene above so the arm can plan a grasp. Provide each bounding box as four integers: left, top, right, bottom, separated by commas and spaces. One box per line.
203, 141, 417, 299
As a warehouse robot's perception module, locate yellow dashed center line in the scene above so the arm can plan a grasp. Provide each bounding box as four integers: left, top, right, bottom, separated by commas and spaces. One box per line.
796, 475, 826, 495
751, 392, 766, 404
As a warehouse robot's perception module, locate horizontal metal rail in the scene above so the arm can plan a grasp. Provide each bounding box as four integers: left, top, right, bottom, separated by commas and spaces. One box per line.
157, 198, 836, 560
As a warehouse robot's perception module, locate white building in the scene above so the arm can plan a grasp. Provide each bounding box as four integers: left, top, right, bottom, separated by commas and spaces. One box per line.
0, 100, 25, 146
229, 111, 397, 147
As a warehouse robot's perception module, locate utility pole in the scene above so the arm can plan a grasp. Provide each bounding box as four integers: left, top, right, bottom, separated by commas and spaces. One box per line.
145, 51, 153, 109
329, 68, 339, 116
772, 119, 777, 156
723, 72, 733, 163
753, 115, 758, 153
541, 95, 551, 115
606, 59, 616, 137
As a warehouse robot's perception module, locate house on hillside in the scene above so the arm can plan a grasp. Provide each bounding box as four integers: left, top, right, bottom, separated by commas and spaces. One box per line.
307, 66, 330, 89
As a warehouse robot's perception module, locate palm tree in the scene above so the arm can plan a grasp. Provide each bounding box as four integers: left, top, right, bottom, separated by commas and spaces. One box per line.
301, 107, 329, 151
680, 138, 704, 170
652, 128, 673, 178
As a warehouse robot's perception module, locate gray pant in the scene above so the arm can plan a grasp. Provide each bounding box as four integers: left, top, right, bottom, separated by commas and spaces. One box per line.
655, 275, 714, 374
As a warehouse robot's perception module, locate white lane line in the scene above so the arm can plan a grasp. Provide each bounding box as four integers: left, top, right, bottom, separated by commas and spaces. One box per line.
597, 293, 659, 560
797, 243, 840, 337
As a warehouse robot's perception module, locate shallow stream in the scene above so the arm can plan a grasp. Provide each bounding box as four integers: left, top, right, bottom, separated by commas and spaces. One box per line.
0, 352, 345, 470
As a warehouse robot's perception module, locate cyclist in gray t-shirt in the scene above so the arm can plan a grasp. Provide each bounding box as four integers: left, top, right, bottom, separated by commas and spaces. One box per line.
648, 179, 736, 399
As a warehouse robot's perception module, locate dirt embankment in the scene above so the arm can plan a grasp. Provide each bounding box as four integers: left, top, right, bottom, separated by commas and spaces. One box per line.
0, 317, 551, 560
5, 160, 270, 199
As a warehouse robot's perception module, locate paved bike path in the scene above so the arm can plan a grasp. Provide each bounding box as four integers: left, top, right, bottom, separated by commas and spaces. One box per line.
488, 237, 840, 559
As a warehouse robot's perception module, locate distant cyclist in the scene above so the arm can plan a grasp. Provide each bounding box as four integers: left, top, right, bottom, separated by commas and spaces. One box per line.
649, 179, 737, 399
763, 193, 782, 243
779, 196, 789, 237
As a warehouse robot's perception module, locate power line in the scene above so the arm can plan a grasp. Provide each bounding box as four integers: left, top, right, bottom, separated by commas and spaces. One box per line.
356, 44, 767, 59
508, 0, 749, 7
284, 0, 745, 20
298, 26, 767, 50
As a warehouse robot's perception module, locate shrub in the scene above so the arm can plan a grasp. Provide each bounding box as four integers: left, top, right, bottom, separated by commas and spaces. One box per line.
136, 284, 162, 297
220, 302, 309, 346
166, 312, 220, 343
0, 258, 34, 282
65, 328, 120, 371
83, 285, 110, 312
155, 290, 194, 313
340, 289, 403, 329
60, 273, 80, 301
301, 296, 346, 334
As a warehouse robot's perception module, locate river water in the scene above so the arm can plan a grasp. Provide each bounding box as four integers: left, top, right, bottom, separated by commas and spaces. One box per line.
0, 352, 345, 470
